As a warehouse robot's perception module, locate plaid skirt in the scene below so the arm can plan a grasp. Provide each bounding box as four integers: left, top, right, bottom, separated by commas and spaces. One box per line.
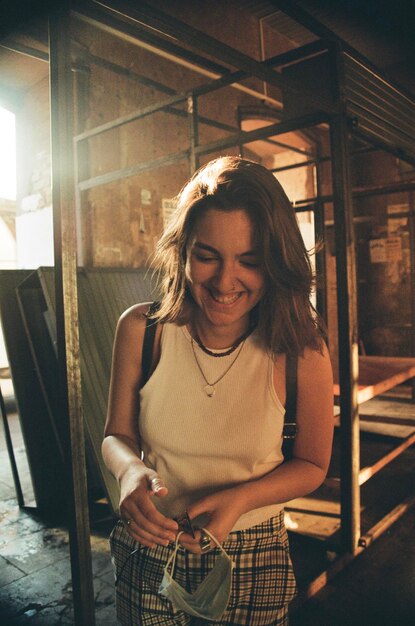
109, 511, 297, 626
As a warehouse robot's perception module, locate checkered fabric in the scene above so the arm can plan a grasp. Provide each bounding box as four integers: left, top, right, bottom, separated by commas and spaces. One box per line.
109, 511, 297, 626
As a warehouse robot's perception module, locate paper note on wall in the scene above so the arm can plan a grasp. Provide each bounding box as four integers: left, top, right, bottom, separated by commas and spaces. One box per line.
386, 236, 402, 262
369, 239, 387, 263
369, 237, 403, 263
162, 198, 176, 229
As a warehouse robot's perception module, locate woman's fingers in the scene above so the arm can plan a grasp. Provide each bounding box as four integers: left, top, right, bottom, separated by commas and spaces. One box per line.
178, 528, 211, 554
121, 497, 178, 546
149, 476, 168, 496
124, 518, 173, 548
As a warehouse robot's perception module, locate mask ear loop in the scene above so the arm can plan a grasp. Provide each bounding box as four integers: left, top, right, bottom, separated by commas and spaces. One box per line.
164, 531, 184, 579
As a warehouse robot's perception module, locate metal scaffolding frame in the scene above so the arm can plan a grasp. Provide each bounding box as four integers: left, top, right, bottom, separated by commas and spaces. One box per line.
45, 1, 415, 621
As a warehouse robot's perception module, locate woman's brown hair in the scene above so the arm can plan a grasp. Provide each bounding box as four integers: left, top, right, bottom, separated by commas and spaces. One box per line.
151, 156, 324, 355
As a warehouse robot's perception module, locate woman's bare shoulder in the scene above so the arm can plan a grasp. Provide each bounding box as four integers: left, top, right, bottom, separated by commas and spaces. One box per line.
116, 302, 153, 337
299, 343, 333, 384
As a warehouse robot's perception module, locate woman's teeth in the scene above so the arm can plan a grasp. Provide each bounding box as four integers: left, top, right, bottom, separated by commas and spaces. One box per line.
211, 292, 241, 304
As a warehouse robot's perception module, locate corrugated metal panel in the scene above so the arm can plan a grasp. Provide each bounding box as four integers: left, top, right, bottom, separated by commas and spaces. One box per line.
344, 53, 415, 162
38, 267, 158, 514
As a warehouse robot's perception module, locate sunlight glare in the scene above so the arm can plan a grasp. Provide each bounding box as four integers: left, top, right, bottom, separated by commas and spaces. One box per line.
0, 106, 16, 201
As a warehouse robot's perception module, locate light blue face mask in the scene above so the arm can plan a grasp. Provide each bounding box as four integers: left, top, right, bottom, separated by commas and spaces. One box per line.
158, 528, 234, 621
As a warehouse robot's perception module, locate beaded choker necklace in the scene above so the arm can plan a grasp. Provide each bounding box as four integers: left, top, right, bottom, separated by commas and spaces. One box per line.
193, 325, 255, 358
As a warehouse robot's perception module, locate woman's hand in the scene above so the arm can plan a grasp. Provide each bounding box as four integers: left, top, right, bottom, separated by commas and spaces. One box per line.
178, 487, 246, 553
119, 465, 178, 548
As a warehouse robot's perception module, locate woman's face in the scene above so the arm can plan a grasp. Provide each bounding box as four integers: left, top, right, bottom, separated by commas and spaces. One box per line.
185, 208, 265, 336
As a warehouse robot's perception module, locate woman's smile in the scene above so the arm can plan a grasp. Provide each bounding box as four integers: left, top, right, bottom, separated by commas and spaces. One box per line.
205, 287, 244, 306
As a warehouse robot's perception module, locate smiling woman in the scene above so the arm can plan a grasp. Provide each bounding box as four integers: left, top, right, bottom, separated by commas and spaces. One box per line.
102, 156, 334, 626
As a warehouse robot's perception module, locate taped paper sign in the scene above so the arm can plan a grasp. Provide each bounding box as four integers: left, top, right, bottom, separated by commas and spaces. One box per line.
162, 198, 176, 229
369, 237, 403, 263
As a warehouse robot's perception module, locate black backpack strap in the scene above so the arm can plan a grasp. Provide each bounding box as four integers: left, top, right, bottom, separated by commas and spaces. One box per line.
282, 353, 298, 461
141, 302, 160, 385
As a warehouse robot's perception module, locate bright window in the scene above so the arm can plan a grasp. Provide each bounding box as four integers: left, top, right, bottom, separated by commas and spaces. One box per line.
0, 106, 16, 201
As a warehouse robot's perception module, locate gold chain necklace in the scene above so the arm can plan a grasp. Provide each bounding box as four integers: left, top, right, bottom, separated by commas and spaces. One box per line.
191, 338, 246, 397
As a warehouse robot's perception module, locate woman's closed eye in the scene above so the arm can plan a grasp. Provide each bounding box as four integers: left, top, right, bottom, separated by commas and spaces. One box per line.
240, 259, 260, 268
194, 253, 219, 263
239, 255, 261, 268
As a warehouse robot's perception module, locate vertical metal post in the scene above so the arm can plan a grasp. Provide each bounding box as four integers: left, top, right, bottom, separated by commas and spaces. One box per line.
330, 112, 361, 554
49, 3, 96, 624
409, 208, 415, 401
73, 63, 92, 267
314, 147, 328, 325
236, 106, 244, 158
188, 94, 200, 174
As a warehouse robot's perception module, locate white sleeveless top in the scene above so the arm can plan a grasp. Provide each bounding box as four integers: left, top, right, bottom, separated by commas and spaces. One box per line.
139, 323, 285, 531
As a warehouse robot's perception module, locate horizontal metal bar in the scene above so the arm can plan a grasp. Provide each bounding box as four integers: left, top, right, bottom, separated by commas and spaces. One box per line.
78, 149, 189, 191
74, 28, 326, 140
295, 178, 415, 207
74, 92, 188, 141
74, 1, 229, 76
271, 158, 315, 173
74, 46, 249, 136
334, 413, 415, 428
0, 39, 49, 61
74, 3, 283, 108
285, 506, 340, 519
272, 145, 382, 174
359, 414, 415, 426
350, 111, 415, 160
194, 112, 328, 157
92, 0, 338, 115
357, 494, 415, 549
264, 40, 330, 69
292, 492, 415, 606
352, 127, 415, 169
359, 432, 415, 486
76, 46, 176, 95
77, 112, 328, 190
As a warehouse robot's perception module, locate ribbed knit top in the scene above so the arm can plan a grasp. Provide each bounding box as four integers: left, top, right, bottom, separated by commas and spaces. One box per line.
139, 323, 285, 531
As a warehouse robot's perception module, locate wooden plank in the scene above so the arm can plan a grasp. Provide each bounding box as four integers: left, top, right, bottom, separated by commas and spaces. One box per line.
333, 356, 415, 403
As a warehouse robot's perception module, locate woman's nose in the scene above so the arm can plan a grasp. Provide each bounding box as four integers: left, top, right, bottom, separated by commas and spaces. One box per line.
213, 262, 237, 292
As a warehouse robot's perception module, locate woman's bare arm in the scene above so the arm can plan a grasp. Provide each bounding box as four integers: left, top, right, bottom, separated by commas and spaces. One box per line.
102, 303, 178, 547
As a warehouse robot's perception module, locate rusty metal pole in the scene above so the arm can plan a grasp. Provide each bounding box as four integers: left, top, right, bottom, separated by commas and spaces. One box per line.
314, 145, 328, 326
330, 108, 361, 554
49, 3, 96, 624
187, 94, 200, 175
409, 207, 415, 401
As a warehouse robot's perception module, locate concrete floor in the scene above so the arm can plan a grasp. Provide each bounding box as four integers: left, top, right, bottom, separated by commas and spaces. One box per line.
0, 405, 116, 625
1, 388, 415, 625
